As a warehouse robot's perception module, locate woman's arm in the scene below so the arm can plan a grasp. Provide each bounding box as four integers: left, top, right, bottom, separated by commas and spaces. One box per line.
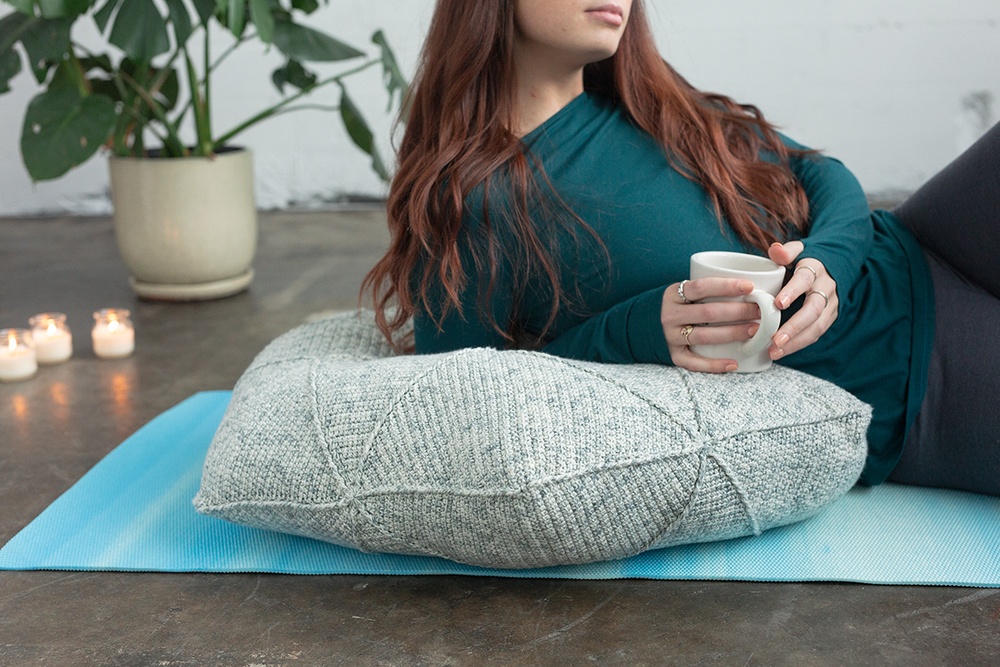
782, 136, 875, 295
766, 136, 875, 359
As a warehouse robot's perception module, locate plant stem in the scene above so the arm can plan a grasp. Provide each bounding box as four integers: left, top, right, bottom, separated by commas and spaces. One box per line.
173, 30, 251, 123
213, 59, 378, 149
185, 47, 212, 156
202, 25, 212, 146
65, 48, 90, 98
119, 69, 187, 156
209, 32, 254, 73
269, 104, 341, 115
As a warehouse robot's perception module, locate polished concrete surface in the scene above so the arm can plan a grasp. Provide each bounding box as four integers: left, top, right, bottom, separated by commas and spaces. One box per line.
1, 211, 998, 666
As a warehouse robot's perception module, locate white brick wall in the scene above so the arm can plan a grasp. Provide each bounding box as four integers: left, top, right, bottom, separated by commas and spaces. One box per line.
1, 1, 997, 215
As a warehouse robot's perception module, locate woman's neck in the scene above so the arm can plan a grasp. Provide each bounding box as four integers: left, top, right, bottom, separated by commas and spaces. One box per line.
512, 52, 585, 137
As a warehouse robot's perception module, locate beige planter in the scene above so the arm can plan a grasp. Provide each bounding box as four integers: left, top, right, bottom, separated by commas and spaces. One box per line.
109, 148, 257, 301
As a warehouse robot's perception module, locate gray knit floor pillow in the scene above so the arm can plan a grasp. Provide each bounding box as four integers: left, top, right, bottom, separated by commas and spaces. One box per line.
194, 309, 870, 569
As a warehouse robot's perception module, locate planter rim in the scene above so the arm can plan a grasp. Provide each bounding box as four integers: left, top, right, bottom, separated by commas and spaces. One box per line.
108, 147, 251, 163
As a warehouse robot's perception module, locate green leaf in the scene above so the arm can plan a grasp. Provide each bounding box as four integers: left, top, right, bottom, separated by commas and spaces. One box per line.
249, 0, 273, 43
271, 58, 315, 93
93, 0, 122, 33
108, 0, 170, 63
6, 0, 34, 14
371, 30, 407, 112
290, 0, 320, 13
88, 75, 118, 101
221, 0, 245, 38
20, 86, 116, 180
159, 67, 180, 110
45, 57, 79, 89
190, 0, 215, 25
0, 45, 22, 93
163, 0, 193, 46
122, 59, 180, 110
18, 16, 72, 83
339, 84, 389, 182
37, 0, 91, 19
272, 17, 364, 62
78, 53, 113, 74
0, 11, 35, 54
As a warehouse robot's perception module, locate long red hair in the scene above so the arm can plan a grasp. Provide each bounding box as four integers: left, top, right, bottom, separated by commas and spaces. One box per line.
362, 0, 812, 352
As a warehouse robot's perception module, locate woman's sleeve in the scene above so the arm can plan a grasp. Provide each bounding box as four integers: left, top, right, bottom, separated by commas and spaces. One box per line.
414, 207, 672, 363
414, 238, 673, 364
539, 286, 673, 364
782, 135, 874, 295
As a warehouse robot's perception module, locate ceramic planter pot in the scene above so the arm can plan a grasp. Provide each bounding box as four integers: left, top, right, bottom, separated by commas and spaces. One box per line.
108, 148, 257, 301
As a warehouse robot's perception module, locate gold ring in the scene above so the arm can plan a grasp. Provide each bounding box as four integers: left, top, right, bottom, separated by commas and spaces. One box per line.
807, 289, 829, 308
677, 280, 692, 304
795, 264, 818, 283
680, 324, 694, 346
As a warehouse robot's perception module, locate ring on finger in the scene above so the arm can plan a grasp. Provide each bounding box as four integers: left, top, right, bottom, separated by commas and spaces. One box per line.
795, 264, 818, 284
677, 280, 692, 304
807, 289, 829, 309
680, 324, 694, 346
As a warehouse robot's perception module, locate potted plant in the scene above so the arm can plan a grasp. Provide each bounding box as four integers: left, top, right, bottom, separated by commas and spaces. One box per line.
0, 0, 407, 299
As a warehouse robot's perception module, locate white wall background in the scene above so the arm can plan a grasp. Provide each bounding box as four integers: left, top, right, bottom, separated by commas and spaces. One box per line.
0, 0, 997, 216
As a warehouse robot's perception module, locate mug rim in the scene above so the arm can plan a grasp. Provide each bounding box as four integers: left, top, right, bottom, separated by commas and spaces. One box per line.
690, 251, 783, 274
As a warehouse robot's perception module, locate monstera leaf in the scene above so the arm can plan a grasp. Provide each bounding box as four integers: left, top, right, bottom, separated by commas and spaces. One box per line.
20, 84, 116, 180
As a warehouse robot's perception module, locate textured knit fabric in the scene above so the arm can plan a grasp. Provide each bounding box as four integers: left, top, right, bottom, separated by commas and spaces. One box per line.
194, 310, 870, 569
413, 91, 934, 487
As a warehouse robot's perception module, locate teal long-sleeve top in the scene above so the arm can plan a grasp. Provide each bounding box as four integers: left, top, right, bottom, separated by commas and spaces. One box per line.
414, 91, 935, 486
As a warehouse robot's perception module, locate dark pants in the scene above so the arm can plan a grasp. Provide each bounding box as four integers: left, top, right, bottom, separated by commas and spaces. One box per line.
888, 121, 1000, 496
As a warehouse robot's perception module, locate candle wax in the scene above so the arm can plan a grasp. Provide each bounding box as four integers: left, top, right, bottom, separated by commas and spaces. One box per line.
92, 323, 135, 359
0, 344, 38, 382
33, 328, 73, 364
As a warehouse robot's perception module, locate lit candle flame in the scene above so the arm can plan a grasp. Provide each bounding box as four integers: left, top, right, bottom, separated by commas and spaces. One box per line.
6, 333, 15, 352
108, 319, 119, 333
47, 320, 58, 336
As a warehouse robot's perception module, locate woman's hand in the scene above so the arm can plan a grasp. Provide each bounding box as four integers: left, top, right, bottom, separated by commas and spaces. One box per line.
661, 278, 763, 373
767, 241, 839, 360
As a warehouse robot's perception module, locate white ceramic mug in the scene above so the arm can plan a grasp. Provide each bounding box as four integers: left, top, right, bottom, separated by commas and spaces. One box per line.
689, 251, 785, 373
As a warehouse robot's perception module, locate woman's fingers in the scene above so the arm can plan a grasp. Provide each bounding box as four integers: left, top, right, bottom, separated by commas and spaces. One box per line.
767, 240, 804, 267
669, 322, 760, 348
675, 277, 754, 304
665, 251, 840, 368
670, 347, 740, 374
770, 287, 839, 359
662, 278, 767, 372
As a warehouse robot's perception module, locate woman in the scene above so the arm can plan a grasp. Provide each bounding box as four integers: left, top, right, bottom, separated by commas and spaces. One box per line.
363, 0, 1000, 496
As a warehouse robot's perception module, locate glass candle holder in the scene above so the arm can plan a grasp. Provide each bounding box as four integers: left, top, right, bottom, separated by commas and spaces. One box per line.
29, 312, 73, 364
0, 328, 38, 382
92, 308, 135, 359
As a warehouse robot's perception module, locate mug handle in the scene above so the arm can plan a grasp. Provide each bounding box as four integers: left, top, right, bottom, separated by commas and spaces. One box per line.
738, 289, 781, 356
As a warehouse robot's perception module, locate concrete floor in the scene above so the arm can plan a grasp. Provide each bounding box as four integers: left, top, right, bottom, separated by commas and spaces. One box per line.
1, 211, 998, 666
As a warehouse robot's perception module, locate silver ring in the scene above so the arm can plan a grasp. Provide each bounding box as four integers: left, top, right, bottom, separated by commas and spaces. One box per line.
807, 289, 829, 308
795, 264, 818, 283
677, 280, 692, 304
680, 324, 694, 346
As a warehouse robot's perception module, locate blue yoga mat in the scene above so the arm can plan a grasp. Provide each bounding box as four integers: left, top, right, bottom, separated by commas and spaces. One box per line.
1, 392, 998, 586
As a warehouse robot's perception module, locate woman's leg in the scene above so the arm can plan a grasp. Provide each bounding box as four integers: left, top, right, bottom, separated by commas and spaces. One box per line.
888, 251, 1000, 496
892, 120, 1000, 298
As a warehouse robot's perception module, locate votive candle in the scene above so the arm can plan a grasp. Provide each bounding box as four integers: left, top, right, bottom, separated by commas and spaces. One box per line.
29, 312, 73, 364
92, 308, 135, 359
0, 328, 38, 382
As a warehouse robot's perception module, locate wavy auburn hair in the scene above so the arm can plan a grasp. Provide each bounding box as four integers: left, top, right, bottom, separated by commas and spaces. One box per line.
362, 0, 812, 352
